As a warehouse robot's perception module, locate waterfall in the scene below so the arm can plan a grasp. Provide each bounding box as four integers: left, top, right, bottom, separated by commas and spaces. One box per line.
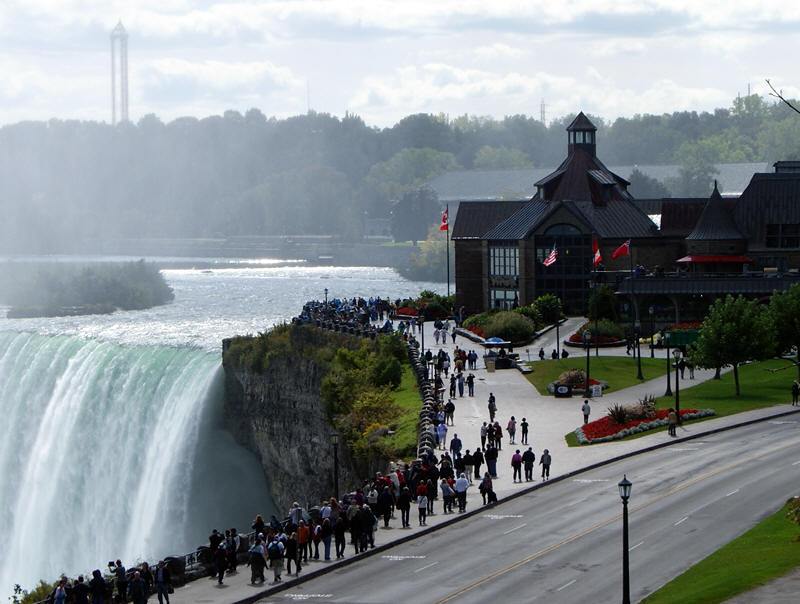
0, 331, 270, 597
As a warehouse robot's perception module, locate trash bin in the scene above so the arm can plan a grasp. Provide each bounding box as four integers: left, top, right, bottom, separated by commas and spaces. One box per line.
485, 357, 496, 372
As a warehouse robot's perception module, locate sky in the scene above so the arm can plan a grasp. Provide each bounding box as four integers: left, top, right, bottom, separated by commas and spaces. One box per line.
0, 0, 798, 128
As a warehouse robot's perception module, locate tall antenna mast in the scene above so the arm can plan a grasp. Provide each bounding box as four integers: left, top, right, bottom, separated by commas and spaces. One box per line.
540, 99, 547, 125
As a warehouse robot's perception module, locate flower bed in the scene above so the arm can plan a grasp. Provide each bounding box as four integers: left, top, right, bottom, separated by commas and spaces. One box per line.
466, 324, 486, 338
668, 321, 702, 332
547, 377, 607, 394
395, 306, 418, 317
574, 408, 716, 444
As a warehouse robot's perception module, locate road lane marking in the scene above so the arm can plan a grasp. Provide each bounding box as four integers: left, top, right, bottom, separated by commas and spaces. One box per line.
573, 479, 610, 483
483, 514, 524, 519
671, 447, 700, 451
629, 541, 645, 551
435, 439, 800, 604
725, 489, 740, 497
415, 561, 439, 573
674, 516, 689, 526
503, 523, 528, 535
381, 555, 426, 560
556, 579, 577, 591
792, 460, 800, 466
283, 596, 333, 600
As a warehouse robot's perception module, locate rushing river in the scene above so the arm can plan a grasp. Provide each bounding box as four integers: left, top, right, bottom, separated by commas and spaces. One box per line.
0, 262, 443, 597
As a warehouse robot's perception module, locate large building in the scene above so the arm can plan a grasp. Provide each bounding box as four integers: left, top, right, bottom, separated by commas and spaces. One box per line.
452, 113, 800, 324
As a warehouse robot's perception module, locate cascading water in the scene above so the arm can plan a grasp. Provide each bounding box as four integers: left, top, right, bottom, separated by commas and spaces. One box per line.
0, 330, 272, 598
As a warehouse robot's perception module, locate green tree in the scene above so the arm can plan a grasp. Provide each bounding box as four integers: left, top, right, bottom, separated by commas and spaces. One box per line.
390, 186, 441, 245
627, 168, 671, 198
473, 145, 532, 170
533, 294, 563, 325
668, 140, 721, 197
769, 284, 800, 379
397, 224, 452, 282
693, 295, 775, 395
362, 147, 458, 206
588, 285, 617, 321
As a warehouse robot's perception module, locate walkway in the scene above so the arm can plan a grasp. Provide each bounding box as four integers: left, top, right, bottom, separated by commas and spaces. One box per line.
169, 317, 798, 603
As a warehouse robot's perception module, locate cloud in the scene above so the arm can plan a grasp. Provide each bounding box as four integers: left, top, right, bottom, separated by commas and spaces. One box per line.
473, 43, 525, 59
139, 58, 302, 104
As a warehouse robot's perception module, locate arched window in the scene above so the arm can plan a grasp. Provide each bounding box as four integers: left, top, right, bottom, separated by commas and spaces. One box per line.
544, 223, 582, 236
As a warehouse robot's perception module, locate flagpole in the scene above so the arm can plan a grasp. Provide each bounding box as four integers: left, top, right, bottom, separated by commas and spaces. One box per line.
445, 204, 450, 297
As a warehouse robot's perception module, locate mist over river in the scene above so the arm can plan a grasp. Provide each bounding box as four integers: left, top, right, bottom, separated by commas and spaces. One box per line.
0, 261, 443, 597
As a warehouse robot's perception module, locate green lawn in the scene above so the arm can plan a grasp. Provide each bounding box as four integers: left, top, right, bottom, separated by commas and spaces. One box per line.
384, 365, 423, 457
526, 356, 668, 396
642, 501, 800, 604
564, 358, 798, 446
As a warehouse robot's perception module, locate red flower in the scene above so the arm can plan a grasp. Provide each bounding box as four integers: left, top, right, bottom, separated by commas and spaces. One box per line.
582, 409, 701, 440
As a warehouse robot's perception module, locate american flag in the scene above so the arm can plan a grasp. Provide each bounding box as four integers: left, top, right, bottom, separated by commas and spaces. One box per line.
543, 246, 558, 267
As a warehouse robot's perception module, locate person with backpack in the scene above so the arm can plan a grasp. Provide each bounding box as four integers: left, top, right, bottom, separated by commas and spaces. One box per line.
358, 504, 377, 551
540, 448, 552, 480
478, 473, 495, 506
507, 416, 517, 444
213, 543, 227, 584
511, 449, 523, 483
520, 417, 529, 445
522, 447, 536, 482
266, 537, 285, 583
417, 492, 428, 526
485, 443, 499, 478
285, 532, 301, 575
248, 538, 267, 585
493, 422, 503, 451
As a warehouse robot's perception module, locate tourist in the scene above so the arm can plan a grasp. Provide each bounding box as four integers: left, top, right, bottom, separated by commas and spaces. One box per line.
539, 347, 545, 360
297, 520, 310, 562
582, 399, 591, 425
213, 545, 227, 584
480, 421, 488, 449
678, 357, 686, 379
457, 372, 465, 397
485, 443, 498, 478
561, 349, 569, 359
154, 561, 171, 604
511, 449, 523, 482
793, 381, 800, 406
334, 514, 347, 559
551, 349, 558, 359
89, 570, 106, 604
507, 416, 517, 444
127, 572, 147, 604
321, 518, 333, 561
434, 329, 440, 345
252, 514, 266, 537
72, 576, 90, 604
463, 449, 474, 483
451, 325, 457, 344
227, 528, 240, 574
267, 537, 285, 583
288, 502, 305, 528
397, 486, 412, 528
668, 408, 678, 437
440, 478, 454, 513
113, 560, 127, 603
493, 422, 503, 450
359, 503, 377, 550
454, 473, 470, 512
139, 563, 153, 594
52, 578, 68, 604
522, 447, 536, 481
540, 449, 552, 480
449, 433, 462, 458
520, 417, 529, 445
285, 532, 301, 575
472, 447, 484, 480
488, 393, 497, 422
437, 422, 448, 449
248, 538, 267, 584
687, 359, 695, 379
445, 399, 456, 425
378, 486, 393, 528
417, 492, 428, 526
466, 373, 475, 396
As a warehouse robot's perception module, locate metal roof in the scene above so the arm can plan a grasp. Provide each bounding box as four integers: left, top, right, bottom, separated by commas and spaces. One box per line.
686, 182, 744, 241
483, 201, 552, 240
566, 112, 597, 131
616, 274, 800, 295
451, 201, 526, 240
588, 169, 616, 186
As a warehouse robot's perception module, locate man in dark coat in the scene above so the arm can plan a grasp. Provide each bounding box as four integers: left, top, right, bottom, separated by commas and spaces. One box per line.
127, 572, 147, 604
522, 447, 536, 482
472, 448, 484, 480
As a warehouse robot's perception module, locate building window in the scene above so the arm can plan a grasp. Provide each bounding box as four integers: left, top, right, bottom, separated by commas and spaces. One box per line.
489, 245, 519, 277
765, 224, 800, 248
490, 289, 517, 310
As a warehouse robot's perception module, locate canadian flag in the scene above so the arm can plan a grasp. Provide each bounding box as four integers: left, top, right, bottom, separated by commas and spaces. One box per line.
593, 238, 602, 267
611, 239, 631, 260
440, 206, 449, 231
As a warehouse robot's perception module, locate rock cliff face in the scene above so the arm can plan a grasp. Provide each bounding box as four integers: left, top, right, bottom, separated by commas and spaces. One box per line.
222, 343, 358, 515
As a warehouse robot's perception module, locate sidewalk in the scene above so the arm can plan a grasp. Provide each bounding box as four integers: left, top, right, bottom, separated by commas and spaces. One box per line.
169, 317, 798, 603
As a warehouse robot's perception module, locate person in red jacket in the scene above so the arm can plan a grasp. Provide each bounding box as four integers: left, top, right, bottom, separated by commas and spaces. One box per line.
511, 449, 523, 482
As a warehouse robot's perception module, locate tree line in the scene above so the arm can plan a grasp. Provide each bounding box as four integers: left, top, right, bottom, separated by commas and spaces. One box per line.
1, 94, 798, 253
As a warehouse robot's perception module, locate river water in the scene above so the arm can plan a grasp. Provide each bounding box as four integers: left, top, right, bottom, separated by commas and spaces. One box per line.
0, 262, 443, 597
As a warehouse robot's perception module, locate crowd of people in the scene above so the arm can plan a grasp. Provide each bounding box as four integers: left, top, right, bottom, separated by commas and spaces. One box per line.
43, 561, 172, 604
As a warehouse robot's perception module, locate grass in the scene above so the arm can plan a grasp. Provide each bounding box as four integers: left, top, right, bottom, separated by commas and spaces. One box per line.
383, 365, 423, 457
526, 356, 668, 396
564, 358, 798, 446
642, 501, 800, 604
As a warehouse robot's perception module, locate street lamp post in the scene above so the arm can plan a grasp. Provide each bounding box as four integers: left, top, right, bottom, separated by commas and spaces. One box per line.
664, 331, 672, 397
648, 306, 655, 358
619, 475, 633, 604
324, 288, 328, 305
556, 320, 561, 357
584, 330, 592, 397
331, 432, 340, 500
635, 321, 643, 380
673, 349, 682, 425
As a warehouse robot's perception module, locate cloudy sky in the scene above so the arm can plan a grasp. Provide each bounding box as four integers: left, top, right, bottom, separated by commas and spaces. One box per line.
1, 0, 798, 127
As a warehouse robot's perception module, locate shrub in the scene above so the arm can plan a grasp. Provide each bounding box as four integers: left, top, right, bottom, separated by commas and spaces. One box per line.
484, 311, 536, 343
588, 284, 618, 321
533, 294, 563, 324
514, 304, 542, 328
370, 356, 403, 389
607, 403, 628, 424
557, 369, 586, 388
569, 319, 625, 344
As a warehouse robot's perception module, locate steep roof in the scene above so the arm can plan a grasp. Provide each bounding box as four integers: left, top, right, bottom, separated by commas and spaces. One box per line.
451, 201, 526, 240
567, 112, 597, 131
535, 148, 632, 204
483, 200, 553, 240
734, 172, 800, 239
567, 199, 657, 238
686, 182, 744, 240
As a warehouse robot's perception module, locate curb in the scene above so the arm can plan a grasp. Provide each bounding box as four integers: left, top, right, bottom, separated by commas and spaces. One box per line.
230, 405, 800, 603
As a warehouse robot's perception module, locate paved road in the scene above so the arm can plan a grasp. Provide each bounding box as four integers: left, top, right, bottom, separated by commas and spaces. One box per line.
257, 419, 800, 603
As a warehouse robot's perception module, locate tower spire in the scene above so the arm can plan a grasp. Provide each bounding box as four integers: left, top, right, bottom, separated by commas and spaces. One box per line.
110, 21, 129, 124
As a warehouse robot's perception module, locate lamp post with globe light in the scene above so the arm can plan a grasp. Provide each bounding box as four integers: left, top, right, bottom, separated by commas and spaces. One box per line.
664, 331, 672, 397
331, 432, 340, 500
619, 475, 633, 604
673, 349, 682, 425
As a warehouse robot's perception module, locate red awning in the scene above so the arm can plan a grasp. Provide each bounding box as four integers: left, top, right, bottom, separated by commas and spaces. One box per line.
676, 255, 753, 264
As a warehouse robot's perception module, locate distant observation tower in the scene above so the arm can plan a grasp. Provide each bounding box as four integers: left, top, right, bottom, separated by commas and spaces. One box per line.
110, 21, 129, 124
